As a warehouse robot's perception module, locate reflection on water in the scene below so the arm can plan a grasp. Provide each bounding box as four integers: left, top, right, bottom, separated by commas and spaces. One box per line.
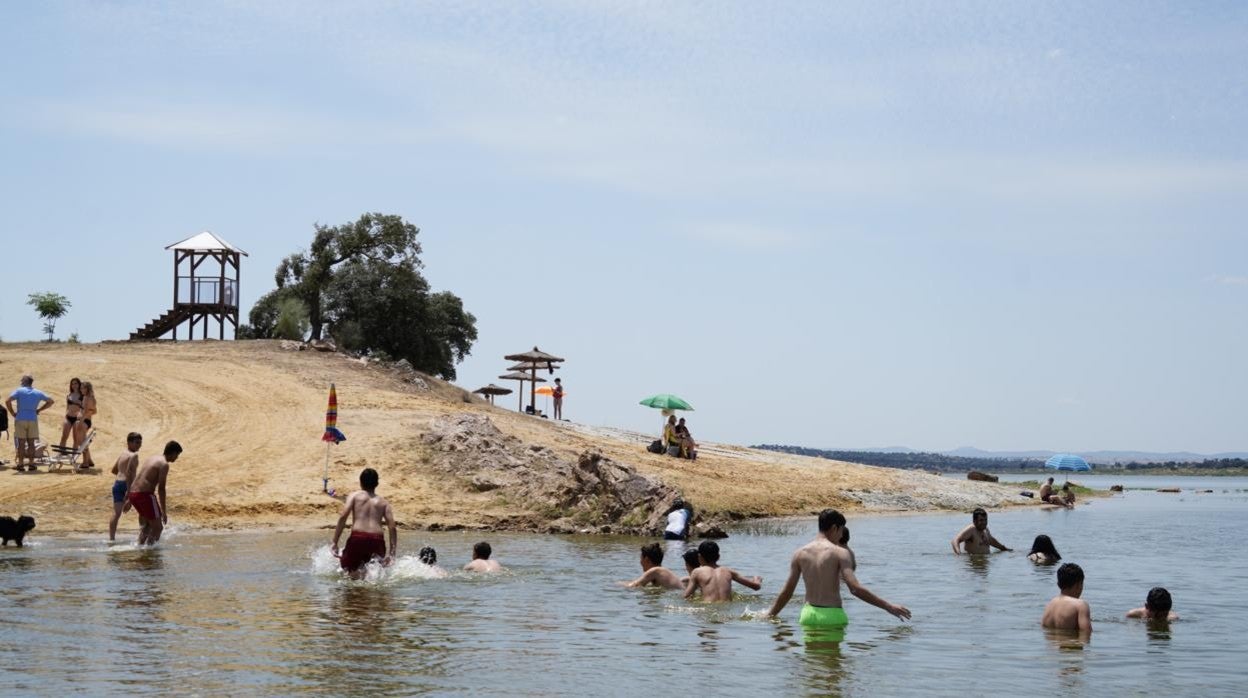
1, 480, 1246, 695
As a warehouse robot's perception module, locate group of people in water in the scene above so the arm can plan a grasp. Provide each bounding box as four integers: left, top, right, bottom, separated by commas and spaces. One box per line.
5, 374, 98, 470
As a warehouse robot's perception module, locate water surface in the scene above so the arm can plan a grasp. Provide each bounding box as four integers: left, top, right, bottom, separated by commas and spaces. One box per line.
2, 478, 1245, 696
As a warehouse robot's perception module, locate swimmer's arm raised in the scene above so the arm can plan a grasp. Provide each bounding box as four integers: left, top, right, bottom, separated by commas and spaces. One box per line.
843, 568, 911, 621
764, 554, 802, 618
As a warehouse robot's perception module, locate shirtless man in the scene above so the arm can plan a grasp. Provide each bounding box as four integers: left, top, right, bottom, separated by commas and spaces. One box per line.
1126, 587, 1179, 622
464, 541, 504, 573
683, 541, 762, 602
1041, 562, 1092, 634
621, 542, 684, 590
108, 432, 142, 541
1039, 477, 1056, 502
122, 440, 182, 545
331, 467, 397, 579
764, 509, 910, 631
951, 508, 1012, 555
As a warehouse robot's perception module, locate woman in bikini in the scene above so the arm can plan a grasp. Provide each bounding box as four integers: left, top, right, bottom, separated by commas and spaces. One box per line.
59, 377, 84, 450
76, 381, 98, 469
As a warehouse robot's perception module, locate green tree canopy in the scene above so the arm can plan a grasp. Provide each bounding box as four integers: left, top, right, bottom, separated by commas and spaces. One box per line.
249, 213, 477, 379
27, 292, 71, 342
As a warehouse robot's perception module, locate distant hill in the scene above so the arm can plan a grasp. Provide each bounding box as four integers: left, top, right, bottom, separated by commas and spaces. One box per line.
753, 445, 1248, 474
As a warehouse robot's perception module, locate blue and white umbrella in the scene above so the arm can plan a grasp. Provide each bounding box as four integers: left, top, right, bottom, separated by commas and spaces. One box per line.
1045, 454, 1091, 478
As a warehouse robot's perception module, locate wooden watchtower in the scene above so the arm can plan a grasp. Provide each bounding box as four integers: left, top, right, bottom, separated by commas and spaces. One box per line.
130, 232, 248, 341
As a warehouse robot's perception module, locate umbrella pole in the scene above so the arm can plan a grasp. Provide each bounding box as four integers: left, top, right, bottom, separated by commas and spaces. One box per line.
518, 381, 524, 411
530, 367, 537, 413
322, 442, 331, 493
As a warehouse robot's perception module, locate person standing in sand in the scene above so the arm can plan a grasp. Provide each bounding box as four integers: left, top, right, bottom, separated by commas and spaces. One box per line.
123, 440, 182, 545
552, 378, 564, 421
464, 541, 504, 572
620, 542, 684, 591
332, 467, 397, 579
6, 375, 54, 471
108, 432, 142, 541
764, 510, 910, 632
951, 508, 1012, 555
683, 541, 762, 602
1041, 562, 1092, 634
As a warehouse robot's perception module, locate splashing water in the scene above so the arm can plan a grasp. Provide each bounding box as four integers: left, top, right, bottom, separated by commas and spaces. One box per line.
309, 544, 448, 583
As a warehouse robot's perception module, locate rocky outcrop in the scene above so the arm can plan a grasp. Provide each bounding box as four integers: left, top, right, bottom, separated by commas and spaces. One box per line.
967, 471, 999, 483
419, 413, 682, 535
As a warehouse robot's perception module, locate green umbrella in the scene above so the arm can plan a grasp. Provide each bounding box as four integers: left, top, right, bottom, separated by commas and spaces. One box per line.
639, 394, 694, 411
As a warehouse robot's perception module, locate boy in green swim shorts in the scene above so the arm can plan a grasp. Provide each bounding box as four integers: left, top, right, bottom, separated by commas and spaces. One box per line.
764, 509, 910, 634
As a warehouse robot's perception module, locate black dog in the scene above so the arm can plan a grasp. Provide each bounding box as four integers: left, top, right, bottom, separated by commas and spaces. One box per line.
0, 515, 36, 547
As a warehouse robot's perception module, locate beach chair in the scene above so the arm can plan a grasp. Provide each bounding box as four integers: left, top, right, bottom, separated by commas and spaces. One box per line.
47, 429, 95, 471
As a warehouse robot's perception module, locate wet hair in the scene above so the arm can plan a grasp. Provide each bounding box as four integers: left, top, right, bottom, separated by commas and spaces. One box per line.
839, 527, 851, 545
127, 432, 143, 444
419, 547, 437, 565
359, 467, 378, 490
1028, 534, 1061, 561
1145, 587, 1172, 615
682, 549, 701, 570
164, 441, 183, 457
972, 508, 987, 520
818, 509, 846, 532
473, 541, 492, 559
640, 542, 664, 566
697, 540, 720, 565
1056, 562, 1084, 590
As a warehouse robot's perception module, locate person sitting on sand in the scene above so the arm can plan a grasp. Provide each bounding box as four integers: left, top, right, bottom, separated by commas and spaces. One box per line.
464, 541, 504, 573
684, 541, 762, 602
123, 440, 182, 546
764, 509, 910, 630
331, 467, 398, 579
951, 508, 1012, 555
663, 415, 681, 455
621, 542, 684, 590
839, 526, 857, 571
108, 432, 142, 542
1027, 534, 1062, 564
1041, 562, 1092, 634
1062, 483, 1076, 507
1127, 587, 1179, 622
676, 418, 698, 460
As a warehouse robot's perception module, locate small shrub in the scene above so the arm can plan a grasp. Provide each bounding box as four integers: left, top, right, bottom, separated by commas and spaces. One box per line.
67, 332, 80, 344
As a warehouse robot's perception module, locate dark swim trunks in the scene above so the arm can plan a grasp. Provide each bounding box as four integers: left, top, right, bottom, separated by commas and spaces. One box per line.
128, 491, 161, 521
112, 480, 128, 503
340, 531, 387, 572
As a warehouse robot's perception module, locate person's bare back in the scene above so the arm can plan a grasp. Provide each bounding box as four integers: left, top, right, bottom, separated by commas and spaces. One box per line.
1042, 594, 1091, 632
331, 469, 398, 577
344, 490, 392, 535
685, 565, 761, 602
112, 450, 139, 481
464, 541, 504, 573
131, 454, 168, 495
790, 537, 850, 606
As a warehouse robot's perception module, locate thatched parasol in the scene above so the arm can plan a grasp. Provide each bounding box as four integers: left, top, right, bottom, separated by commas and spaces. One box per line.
504, 346, 565, 413
498, 371, 545, 411
473, 383, 512, 405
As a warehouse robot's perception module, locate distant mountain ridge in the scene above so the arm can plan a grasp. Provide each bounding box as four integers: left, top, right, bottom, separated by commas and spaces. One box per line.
846, 446, 1248, 464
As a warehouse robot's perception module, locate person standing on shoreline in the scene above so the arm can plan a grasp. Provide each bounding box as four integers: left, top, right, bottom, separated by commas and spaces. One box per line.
951, 508, 1012, 554
6, 375, 54, 471
552, 378, 563, 421
332, 467, 397, 579
764, 509, 910, 635
124, 440, 182, 545
108, 432, 142, 541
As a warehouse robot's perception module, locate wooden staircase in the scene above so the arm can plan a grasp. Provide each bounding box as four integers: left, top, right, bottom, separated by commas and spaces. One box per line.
130, 307, 192, 340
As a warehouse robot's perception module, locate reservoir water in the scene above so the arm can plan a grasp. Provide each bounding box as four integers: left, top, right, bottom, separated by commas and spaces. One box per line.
2, 477, 1246, 696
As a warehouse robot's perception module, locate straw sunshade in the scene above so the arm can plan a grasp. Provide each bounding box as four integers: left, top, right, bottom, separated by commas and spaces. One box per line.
504, 346, 565, 413
473, 383, 513, 405
499, 371, 545, 411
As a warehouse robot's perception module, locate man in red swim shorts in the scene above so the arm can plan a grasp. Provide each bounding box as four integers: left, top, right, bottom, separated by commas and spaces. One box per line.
122, 440, 183, 545
332, 467, 397, 579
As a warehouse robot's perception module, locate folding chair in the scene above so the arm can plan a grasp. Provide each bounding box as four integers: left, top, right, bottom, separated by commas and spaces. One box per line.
48, 429, 96, 471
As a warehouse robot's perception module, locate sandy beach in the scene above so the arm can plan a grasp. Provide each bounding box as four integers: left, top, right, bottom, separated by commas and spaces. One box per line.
1, 341, 1035, 535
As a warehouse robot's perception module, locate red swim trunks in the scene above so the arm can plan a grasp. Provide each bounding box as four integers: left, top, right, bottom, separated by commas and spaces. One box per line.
340, 531, 387, 572
128, 492, 162, 521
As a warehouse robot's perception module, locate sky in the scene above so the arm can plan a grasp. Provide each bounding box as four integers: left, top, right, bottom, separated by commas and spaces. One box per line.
1, 1, 1245, 454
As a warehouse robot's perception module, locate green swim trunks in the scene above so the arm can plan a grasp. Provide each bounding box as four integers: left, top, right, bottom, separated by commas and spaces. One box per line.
800, 603, 849, 627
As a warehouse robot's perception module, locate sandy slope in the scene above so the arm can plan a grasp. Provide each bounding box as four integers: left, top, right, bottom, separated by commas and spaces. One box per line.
0, 341, 1031, 535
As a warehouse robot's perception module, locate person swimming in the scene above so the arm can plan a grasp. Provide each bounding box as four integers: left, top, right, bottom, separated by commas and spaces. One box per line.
683, 541, 762, 602
464, 541, 505, 573
1126, 587, 1179, 622
620, 542, 684, 590
1027, 534, 1062, 564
